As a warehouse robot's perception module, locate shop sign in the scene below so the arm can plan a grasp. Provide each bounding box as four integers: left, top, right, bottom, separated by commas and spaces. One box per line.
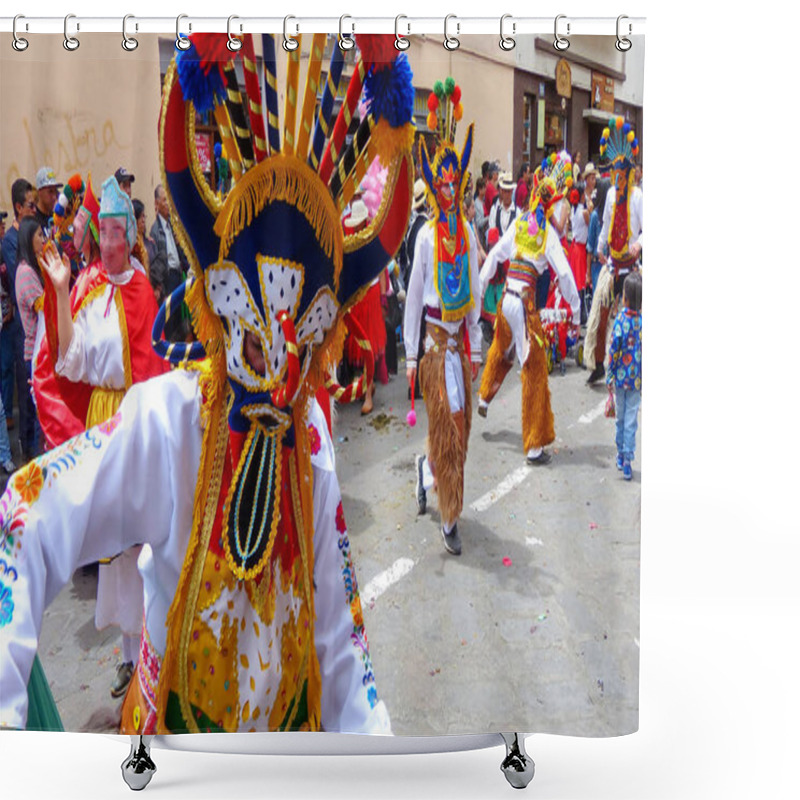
555, 58, 572, 99
591, 72, 615, 112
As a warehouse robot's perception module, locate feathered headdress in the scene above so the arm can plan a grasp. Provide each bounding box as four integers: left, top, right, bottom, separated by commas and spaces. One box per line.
155, 33, 415, 423
418, 77, 473, 219
600, 116, 640, 259
599, 116, 639, 172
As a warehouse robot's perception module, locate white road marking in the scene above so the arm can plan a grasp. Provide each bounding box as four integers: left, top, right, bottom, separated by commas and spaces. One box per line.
578, 400, 607, 425
469, 466, 530, 512
525, 536, 544, 548
362, 558, 415, 604
470, 399, 608, 511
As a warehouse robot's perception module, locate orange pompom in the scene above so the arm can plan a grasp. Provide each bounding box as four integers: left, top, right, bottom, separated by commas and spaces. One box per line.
453, 102, 463, 122
615, 116, 624, 129
427, 111, 438, 131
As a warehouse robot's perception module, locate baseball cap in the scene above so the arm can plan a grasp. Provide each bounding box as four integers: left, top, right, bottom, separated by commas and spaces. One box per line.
114, 166, 136, 184
35, 166, 63, 191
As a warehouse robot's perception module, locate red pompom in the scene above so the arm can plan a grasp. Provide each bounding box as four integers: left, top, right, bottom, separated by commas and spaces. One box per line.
569, 188, 580, 206
427, 93, 439, 112
451, 85, 462, 105
191, 33, 235, 74
356, 35, 398, 71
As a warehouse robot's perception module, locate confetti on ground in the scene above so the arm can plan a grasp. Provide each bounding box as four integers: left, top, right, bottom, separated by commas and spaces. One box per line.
537, 613, 548, 621
113, 647, 120, 656
589, 522, 598, 530
530, 626, 538, 634
502, 557, 513, 567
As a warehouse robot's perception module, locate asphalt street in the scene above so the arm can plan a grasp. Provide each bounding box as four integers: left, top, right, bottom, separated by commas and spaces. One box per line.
34, 345, 640, 737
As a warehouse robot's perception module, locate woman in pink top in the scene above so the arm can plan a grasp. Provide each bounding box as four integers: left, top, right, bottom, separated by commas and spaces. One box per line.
14, 216, 45, 457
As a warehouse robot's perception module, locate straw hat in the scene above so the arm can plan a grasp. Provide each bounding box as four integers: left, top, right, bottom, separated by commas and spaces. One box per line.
498, 172, 515, 191
344, 199, 369, 229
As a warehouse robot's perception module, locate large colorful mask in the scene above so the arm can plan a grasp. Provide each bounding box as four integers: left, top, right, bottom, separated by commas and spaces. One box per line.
599, 116, 639, 259
514, 152, 572, 260
418, 77, 474, 322
150, 34, 415, 734
156, 33, 414, 431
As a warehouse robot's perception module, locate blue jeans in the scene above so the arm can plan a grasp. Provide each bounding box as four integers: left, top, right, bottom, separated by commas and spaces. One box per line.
615, 387, 641, 463
0, 319, 16, 420
0, 391, 13, 464
590, 259, 603, 295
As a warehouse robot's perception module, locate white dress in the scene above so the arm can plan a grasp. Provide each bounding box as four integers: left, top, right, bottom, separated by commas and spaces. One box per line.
0, 370, 390, 734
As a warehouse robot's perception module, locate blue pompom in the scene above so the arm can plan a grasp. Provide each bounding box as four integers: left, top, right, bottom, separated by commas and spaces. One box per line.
622, 122, 631, 135
363, 52, 415, 128
214, 142, 222, 159
176, 42, 226, 115
600, 137, 606, 146
632, 138, 639, 149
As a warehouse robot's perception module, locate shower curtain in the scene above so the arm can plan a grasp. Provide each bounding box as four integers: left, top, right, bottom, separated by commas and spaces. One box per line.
0, 28, 642, 744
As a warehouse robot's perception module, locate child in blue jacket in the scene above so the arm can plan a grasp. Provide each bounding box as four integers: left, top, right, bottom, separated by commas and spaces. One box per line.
607, 271, 642, 480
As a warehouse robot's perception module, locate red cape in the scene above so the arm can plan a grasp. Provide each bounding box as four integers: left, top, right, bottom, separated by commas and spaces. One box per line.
34, 261, 168, 448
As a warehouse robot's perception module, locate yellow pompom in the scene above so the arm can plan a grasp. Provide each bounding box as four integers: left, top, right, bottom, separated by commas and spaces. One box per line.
427, 111, 438, 131
566, 177, 573, 188
454, 102, 463, 122
615, 116, 624, 129
602, 127, 610, 139
627, 131, 635, 143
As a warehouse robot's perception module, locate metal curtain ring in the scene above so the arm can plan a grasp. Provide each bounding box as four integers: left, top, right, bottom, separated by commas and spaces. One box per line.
499, 14, 515, 51
443, 14, 459, 51
12, 15, 29, 51
175, 14, 191, 51
63, 14, 80, 51
227, 15, 242, 51
554, 14, 570, 51
394, 15, 410, 50
616, 15, 632, 52
338, 15, 355, 51
283, 16, 299, 51
122, 15, 139, 51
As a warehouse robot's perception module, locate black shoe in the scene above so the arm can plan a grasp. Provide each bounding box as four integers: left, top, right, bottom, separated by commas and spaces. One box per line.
526, 450, 552, 466
415, 455, 427, 515
477, 401, 488, 418
111, 661, 134, 698
586, 365, 605, 385
442, 523, 462, 555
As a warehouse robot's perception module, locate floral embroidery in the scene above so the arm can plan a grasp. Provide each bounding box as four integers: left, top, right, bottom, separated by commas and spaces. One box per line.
12, 461, 44, 505
0, 580, 14, 627
335, 499, 378, 708
0, 558, 18, 582
308, 423, 321, 456
335, 501, 346, 534
98, 411, 123, 436
0, 490, 29, 558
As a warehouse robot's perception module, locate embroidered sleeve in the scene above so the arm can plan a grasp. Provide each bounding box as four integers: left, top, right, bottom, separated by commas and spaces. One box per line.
311, 465, 392, 735
0, 371, 201, 730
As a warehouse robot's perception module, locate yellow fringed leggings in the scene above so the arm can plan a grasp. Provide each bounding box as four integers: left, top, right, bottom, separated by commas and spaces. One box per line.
479, 293, 554, 453
418, 323, 472, 528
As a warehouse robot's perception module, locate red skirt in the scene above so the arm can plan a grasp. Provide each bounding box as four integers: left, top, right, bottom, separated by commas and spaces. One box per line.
345, 281, 387, 366
568, 241, 588, 291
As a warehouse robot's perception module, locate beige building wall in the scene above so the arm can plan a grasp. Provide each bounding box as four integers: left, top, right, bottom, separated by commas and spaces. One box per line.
0, 33, 162, 215
0, 33, 517, 214
406, 36, 516, 177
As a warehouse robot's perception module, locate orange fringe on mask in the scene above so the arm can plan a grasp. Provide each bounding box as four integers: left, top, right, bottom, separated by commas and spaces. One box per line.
479, 302, 514, 404
418, 323, 472, 527
521, 302, 555, 452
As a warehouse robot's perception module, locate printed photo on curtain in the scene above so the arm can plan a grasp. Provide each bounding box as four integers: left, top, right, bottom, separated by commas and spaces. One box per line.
0, 29, 643, 748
